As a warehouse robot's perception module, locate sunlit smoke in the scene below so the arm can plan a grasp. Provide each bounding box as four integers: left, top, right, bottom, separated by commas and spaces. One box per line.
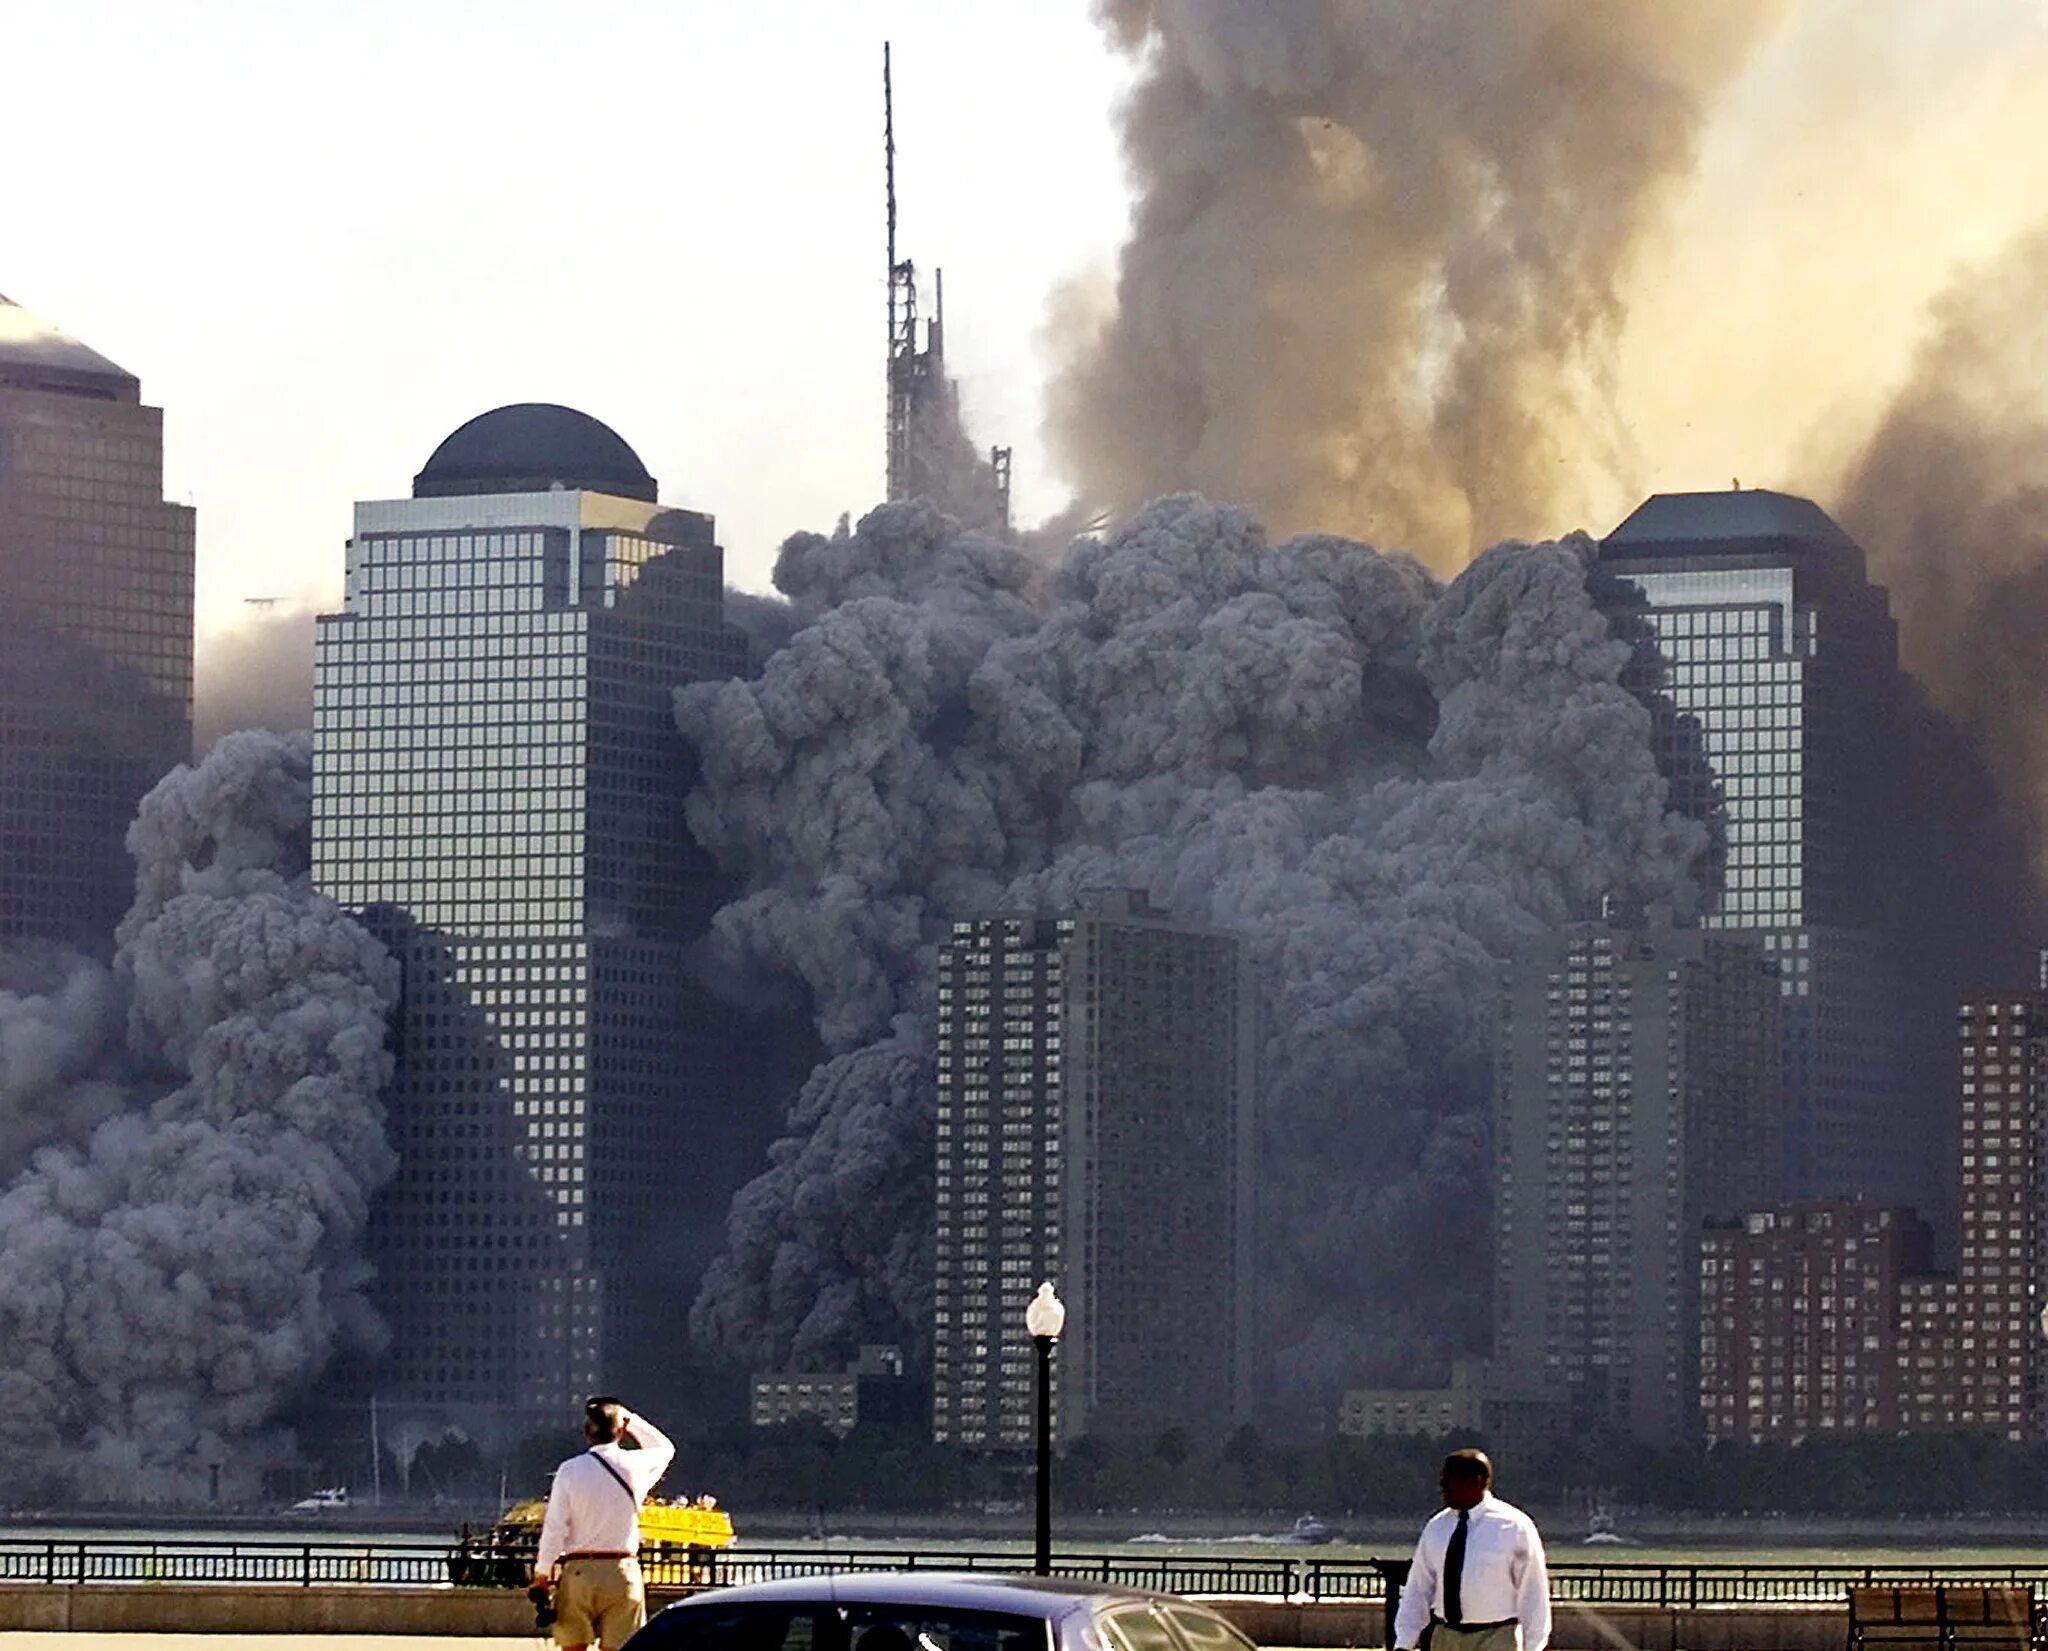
1049, 0, 1796, 565
1837, 224, 2048, 875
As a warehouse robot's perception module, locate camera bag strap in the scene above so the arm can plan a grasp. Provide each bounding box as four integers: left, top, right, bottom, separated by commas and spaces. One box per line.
584, 1447, 639, 1512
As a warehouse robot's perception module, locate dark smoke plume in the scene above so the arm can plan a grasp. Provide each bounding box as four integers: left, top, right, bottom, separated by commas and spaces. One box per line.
0, 732, 397, 1500
1051, 0, 1793, 564
681, 496, 1702, 1392
1838, 225, 2048, 873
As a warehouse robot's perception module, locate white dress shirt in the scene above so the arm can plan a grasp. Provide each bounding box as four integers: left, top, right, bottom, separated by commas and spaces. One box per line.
1393, 1492, 1551, 1651
534, 1415, 677, 1575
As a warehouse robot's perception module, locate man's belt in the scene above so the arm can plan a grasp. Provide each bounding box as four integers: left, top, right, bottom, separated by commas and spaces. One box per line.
563, 1551, 635, 1561
1434, 1618, 1518, 1632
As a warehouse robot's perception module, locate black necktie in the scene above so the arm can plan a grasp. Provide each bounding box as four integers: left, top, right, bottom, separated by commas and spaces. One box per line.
1444, 1510, 1469, 1627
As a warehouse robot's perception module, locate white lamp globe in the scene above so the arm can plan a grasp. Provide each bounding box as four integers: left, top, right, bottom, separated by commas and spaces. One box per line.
1025, 1281, 1066, 1339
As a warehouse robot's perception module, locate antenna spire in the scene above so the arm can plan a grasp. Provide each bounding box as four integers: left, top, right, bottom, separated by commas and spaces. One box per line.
884, 41, 897, 334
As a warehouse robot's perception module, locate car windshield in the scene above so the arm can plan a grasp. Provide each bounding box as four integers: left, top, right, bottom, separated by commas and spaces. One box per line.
1162, 1607, 1259, 1651
631, 1600, 1053, 1651
846, 1601, 1052, 1651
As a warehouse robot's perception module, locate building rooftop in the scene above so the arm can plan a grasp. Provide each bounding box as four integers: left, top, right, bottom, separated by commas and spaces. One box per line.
413, 402, 657, 501
0, 293, 141, 400
1601, 489, 1858, 560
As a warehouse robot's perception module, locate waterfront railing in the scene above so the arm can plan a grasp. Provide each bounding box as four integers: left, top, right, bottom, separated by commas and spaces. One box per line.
8, 1538, 2048, 1603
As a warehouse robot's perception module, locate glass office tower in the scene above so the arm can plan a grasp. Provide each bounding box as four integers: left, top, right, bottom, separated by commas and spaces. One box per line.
1598, 490, 1910, 1205
0, 294, 192, 946
313, 404, 743, 1420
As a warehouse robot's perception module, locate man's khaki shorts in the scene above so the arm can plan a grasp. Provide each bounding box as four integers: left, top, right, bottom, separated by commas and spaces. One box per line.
554, 1556, 646, 1649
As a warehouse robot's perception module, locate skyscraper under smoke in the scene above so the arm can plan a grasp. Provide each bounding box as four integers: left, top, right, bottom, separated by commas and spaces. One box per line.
0, 294, 192, 947
313, 403, 743, 1421
930, 893, 1254, 1450
1598, 491, 1912, 1205
1494, 910, 1781, 1444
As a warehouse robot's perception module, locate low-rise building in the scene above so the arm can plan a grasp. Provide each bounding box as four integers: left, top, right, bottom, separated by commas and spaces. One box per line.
1337, 1361, 1486, 1439
751, 1346, 918, 1435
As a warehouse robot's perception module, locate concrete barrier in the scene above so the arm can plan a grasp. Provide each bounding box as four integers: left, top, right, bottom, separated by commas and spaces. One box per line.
0, 1585, 1853, 1647
0, 1584, 535, 1636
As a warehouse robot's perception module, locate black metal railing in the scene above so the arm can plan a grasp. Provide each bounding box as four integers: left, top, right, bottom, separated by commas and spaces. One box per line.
0, 1538, 454, 1588
9, 1538, 2048, 1605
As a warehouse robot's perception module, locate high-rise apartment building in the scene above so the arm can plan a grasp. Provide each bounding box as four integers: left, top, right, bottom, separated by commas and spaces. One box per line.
1700, 1204, 1929, 1442
1701, 983, 2048, 1444
313, 403, 743, 1420
930, 893, 1254, 1449
0, 294, 192, 946
931, 911, 1067, 1450
1598, 491, 1911, 1206
1495, 910, 1780, 1444
1950, 991, 2048, 1438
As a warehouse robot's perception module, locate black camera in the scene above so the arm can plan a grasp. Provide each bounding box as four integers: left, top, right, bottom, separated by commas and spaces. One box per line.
528, 1583, 557, 1630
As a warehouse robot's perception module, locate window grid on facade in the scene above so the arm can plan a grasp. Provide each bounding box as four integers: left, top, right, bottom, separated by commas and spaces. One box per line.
311, 472, 743, 1418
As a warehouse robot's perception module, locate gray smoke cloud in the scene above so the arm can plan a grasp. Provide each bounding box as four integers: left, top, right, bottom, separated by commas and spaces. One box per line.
681, 495, 1702, 1392
1837, 224, 2048, 873
1050, 0, 1793, 565
0, 951, 127, 1181
0, 731, 397, 1500
194, 602, 319, 750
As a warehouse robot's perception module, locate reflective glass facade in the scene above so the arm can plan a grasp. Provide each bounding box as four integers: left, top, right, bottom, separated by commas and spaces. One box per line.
1599, 493, 1910, 1204
0, 299, 192, 947
1617, 564, 1807, 928
314, 486, 742, 1419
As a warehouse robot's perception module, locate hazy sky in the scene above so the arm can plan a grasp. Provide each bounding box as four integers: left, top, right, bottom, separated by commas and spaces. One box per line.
4, 0, 1132, 642
8, 0, 2047, 659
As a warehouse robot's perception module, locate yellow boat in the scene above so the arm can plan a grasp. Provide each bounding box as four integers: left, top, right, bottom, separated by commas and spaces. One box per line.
452, 1493, 736, 1587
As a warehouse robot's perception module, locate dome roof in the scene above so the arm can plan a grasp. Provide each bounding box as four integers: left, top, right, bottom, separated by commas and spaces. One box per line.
413, 403, 657, 501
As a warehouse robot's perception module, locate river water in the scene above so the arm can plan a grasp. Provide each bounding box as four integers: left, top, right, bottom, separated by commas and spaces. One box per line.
7, 1517, 2048, 1569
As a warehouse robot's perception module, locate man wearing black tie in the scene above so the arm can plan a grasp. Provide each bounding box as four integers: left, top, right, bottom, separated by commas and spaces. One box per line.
1393, 1450, 1551, 1651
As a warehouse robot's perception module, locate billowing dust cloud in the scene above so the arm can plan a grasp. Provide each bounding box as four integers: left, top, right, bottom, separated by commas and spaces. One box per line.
1838, 225, 2048, 872
0, 732, 397, 1501
681, 496, 1704, 1392
1050, 0, 1795, 565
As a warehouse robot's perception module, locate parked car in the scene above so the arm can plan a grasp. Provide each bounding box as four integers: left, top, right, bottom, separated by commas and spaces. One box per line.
624, 1572, 1262, 1651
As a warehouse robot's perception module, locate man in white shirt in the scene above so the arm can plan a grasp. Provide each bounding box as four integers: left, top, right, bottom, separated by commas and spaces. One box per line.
1393, 1450, 1550, 1651
533, 1395, 678, 1651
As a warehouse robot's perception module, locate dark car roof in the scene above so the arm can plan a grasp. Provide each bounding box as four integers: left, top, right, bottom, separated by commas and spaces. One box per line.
660, 1572, 1182, 1617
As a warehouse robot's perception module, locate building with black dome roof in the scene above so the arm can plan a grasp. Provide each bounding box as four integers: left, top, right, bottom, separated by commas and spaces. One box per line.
412, 403, 658, 502
314, 405, 755, 1422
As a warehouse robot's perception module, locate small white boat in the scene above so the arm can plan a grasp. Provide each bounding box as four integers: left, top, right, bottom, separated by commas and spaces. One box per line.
290, 1486, 351, 1512
1280, 1514, 1338, 1544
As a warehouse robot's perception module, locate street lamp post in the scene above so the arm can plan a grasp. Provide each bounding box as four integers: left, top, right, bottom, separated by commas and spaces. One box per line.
1025, 1281, 1065, 1577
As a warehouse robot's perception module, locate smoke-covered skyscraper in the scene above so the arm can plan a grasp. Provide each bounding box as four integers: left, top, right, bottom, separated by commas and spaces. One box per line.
1495, 911, 1781, 1445
313, 403, 742, 1422
1598, 491, 1913, 1205
931, 912, 1067, 1450
931, 893, 1254, 1449
0, 294, 192, 947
